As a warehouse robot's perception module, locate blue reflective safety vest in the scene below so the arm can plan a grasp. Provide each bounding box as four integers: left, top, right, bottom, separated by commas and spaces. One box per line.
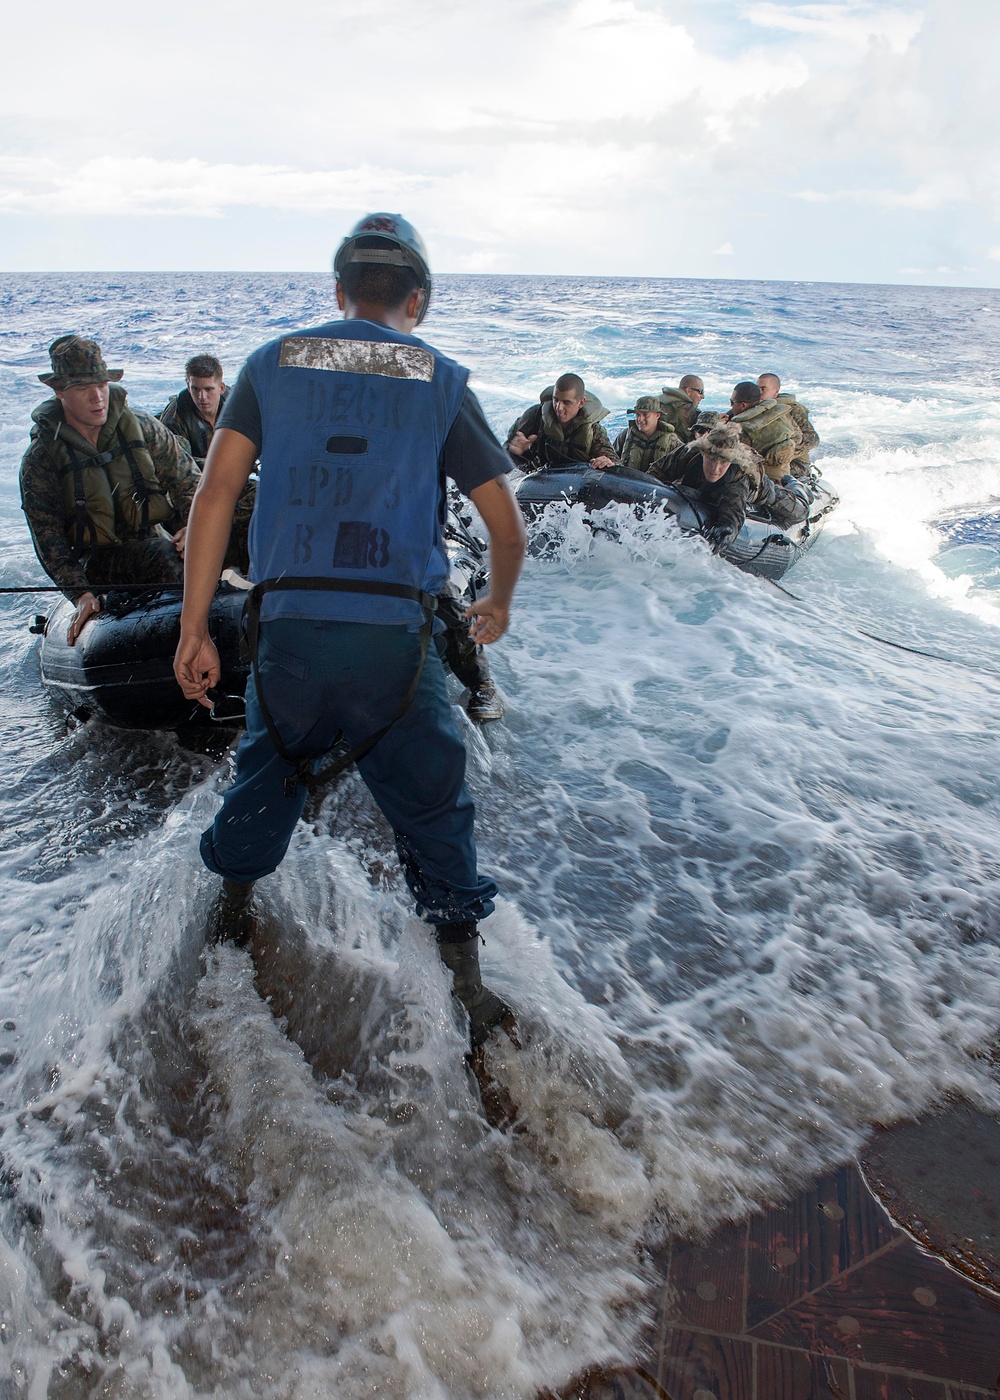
245, 318, 469, 624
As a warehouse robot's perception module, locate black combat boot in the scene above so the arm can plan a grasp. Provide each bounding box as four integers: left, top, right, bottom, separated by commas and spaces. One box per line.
436, 921, 514, 1048
466, 680, 505, 723
207, 880, 257, 947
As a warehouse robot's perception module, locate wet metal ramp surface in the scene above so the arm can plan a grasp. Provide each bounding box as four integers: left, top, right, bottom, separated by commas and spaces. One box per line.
549, 1158, 1000, 1400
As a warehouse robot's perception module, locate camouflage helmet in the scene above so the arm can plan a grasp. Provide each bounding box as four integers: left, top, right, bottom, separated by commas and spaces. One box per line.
629, 394, 664, 417
39, 335, 123, 389
333, 213, 432, 324
692, 409, 721, 435
694, 423, 755, 469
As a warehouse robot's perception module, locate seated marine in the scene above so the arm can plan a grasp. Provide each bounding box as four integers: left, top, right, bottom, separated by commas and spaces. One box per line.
691, 409, 720, 436
658, 374, 705, 442
20, 336, 201, 644
649, 423, 808, 554
724, 381, 799, 482
613, 396, 684, 475
158, 353, 228, 465
757, 372, 820, 476
160, 353, 255, 573
506, 373, 618, 470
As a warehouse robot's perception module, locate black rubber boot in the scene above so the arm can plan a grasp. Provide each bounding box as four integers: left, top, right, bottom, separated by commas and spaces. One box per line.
207, 880, 257, 947
436, 921, 514, 1048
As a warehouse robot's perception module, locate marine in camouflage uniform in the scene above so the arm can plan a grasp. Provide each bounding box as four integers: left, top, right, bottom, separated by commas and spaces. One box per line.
651, 423, 807, 553
20, 336, 201, 640
757, 373, 820, 475
159, 357, 255, 572
506, 376, 619, 469
159, 386, 227, 464
658, 376, 705, 442
726, 381, 799, 482
613, 396, 684, 475
691, 409, 720, 436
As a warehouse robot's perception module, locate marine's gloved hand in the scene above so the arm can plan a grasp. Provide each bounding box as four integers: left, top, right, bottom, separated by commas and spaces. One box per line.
706, 525, 737, 555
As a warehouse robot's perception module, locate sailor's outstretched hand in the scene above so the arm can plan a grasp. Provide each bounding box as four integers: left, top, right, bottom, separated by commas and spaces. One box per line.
464, 595, 510, 645
174, 630, 221, 705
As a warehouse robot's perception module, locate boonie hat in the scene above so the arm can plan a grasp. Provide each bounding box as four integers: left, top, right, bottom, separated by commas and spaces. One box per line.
39, 335, 123, 389
694, 423, 754, 468
629, 395, 664, 416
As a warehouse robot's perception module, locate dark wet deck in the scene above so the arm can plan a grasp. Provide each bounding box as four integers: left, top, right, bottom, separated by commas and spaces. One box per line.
553, 1156, 1000, 1400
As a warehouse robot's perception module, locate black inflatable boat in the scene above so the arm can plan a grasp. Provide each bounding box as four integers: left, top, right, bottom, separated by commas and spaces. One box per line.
34, 505, 490, 732
36, 583, 250, 730
514, 465, 839, 580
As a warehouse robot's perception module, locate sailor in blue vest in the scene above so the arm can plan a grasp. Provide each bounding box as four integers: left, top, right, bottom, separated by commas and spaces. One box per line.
173, 213, 526, 1049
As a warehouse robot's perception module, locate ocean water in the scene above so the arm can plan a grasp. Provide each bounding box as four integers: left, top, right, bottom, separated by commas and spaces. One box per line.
1, 272, 1000, 1398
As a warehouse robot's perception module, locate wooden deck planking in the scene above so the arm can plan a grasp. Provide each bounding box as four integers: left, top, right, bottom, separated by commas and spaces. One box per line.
666, 1224, 750, 1334
852, 1367, 950, 1399
655, 1329, 754, 1400
754, 1343, 853, 1399
553, 1161, 1000, 1400
746, 1165, 901, 1330
750, 1236, 1000, 1387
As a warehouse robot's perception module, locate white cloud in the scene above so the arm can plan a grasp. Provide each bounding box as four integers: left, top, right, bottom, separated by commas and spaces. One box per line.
897, 264, 975, 276
744, 2, 924, 53
0, 0, 995, 284
794, 173, 970, 210
0, 0, 808, 147
0, 156, 428, 219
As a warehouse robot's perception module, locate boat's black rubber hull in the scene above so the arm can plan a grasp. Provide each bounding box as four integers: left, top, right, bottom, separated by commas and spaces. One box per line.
38, 588, 250, 729
513, 466, 838, 581
34, 503, 489, 734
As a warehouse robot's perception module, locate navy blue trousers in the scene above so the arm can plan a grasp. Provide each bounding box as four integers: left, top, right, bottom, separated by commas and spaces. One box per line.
200, 618, 498, 925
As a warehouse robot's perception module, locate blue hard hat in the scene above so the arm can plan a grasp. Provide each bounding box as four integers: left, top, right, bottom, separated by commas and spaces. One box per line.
333, 213, 432, 324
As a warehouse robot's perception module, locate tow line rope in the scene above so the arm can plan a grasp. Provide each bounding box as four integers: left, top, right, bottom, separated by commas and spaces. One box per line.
0, 584, 184, 595
7, 576, 996, 682
768, 578, 1000, 676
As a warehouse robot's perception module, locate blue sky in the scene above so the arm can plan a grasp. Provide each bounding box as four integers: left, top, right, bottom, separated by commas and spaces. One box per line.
1, 0, 996, 286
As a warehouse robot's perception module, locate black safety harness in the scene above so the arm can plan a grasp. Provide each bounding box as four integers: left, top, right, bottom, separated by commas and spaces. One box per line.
244, 577, 438, 798
59, 426, 168, 556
